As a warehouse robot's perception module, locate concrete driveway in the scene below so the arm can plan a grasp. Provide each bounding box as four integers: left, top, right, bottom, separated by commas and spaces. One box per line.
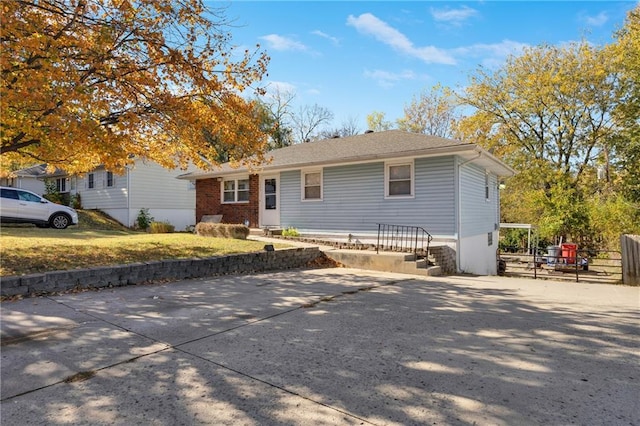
1, 268, 639, 425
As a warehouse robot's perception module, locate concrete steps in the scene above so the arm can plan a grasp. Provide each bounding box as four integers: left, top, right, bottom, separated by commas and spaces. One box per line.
248, 233, 443, 276
323, 250, 441, 277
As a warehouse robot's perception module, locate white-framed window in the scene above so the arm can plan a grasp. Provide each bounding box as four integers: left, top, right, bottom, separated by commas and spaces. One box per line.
88, 173, 95, 189
106, 171, 114, 187
385, 161, 414, 198
222, 177, 250, 203
302, 169, 322, 201
55, 178, 66, 193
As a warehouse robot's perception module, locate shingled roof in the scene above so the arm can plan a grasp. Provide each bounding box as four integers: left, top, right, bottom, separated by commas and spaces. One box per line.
12, 164, 67, 178
180, 130, 515, 179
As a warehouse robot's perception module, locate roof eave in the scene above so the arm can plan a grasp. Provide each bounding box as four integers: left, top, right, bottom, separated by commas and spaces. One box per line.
178, 144, 497, 180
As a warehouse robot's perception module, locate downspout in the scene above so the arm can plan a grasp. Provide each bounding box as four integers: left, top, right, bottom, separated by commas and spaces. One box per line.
456, 150, 483, 273
126, 165, 131, 227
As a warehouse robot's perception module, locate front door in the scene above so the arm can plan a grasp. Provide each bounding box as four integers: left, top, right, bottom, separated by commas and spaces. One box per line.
260, 175, 280, 227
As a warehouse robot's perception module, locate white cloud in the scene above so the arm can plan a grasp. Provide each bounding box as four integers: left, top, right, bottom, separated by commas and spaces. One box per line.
259, 34, 307, 51
580, 11, 609, 27
264, 81, 297, 99
430, 6, 479, 25
363, 69, 421, 88
347, 13, 456, 65
454, 39, 529, 67
311, 30, 340, 45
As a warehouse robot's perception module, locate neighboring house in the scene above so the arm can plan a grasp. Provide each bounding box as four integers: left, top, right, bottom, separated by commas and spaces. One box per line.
0, 164, 64, 195
179, 130, 516, 275
5, 160, 197, 231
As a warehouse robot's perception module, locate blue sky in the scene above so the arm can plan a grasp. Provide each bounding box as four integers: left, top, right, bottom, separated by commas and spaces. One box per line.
218, 1, 636, 133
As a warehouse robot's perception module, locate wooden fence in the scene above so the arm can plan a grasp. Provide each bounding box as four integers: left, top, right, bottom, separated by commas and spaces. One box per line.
621, 234, 640, 286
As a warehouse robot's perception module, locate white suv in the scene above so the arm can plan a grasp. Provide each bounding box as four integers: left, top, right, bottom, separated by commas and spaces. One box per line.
0, 186, 78, 229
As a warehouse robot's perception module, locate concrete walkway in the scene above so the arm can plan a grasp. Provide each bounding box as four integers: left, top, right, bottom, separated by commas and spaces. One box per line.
1, 267, 638, 425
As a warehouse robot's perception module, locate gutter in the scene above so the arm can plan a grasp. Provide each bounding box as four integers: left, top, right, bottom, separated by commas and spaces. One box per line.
178, 144, 489, 180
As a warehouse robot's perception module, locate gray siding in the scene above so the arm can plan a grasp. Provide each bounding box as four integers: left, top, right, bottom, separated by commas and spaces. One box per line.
129, 161, 195, 210
459, 163, 499, 238
78, 169, 128, 210
280, 156, 455, 236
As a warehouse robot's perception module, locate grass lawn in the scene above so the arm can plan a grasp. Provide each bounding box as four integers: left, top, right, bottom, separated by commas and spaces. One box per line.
0, 211, 285, 276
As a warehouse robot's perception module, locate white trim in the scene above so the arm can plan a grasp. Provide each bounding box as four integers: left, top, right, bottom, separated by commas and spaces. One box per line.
180, 143, 515, 181
301, 168, 323, 202
260, 174, 280, 227
221, 176, 250, 204
384, 160, 414, 199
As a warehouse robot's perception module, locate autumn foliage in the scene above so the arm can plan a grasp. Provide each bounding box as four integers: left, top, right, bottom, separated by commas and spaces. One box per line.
1, 0, 270, 174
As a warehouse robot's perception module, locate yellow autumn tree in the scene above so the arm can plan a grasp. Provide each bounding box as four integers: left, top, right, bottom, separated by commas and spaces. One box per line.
397, 84, 459, 138
457, 40, 631, 244
609, 5, 640, 204
1, 0, 270, 174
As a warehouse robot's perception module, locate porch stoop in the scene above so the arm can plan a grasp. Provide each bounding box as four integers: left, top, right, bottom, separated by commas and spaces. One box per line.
247, 233, 444, 276
322, 249, 442, 277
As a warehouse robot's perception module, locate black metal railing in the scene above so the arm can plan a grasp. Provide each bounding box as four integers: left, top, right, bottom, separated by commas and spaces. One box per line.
376, 223, 433, 258
498, 245, 622, 284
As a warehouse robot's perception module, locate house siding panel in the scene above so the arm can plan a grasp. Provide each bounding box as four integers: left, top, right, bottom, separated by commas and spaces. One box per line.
459, 163, 499, 238
129, 162, 195, 210
78, 170, 128, 210
280, 156, 455, 236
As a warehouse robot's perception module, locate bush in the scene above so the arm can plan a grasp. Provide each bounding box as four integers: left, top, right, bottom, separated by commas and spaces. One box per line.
148, 221, 175, 234
282, 227, 300, 237
136, 208, 154, 230
70, 193, 82, 209
195, 222, 250, 239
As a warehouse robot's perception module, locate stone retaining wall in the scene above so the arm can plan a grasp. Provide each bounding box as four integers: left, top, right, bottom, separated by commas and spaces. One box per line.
1, 247, 324, 298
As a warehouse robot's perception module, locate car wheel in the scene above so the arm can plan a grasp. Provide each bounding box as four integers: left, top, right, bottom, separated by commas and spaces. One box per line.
50, 213, 70, 229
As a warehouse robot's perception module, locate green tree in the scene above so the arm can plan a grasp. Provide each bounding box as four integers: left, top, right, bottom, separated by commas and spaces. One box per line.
458, 39, 635, 244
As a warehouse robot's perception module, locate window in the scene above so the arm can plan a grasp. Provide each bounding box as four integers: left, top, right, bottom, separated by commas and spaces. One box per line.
88, 173, 95, 189
302, 170, 322, 201
222, 178, 250, 203
55, 178, 66, 193
485, 172, 490, 201
1, 188, 18, 200
17, 190, 41, 202
386, 162, 413, 197
107, 172, 114, 187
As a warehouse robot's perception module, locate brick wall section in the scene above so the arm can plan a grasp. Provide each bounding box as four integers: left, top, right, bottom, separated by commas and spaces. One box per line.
195, 175, 260, 228
195, 179, 220, 224
1, 247, 324, 298
430, 245, 457, 274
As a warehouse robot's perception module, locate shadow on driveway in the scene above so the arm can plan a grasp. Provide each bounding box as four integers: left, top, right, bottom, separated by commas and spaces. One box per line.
1, 268, 639, 425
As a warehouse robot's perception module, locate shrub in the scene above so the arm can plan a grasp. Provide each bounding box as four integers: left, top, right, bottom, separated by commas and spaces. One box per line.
43, 179, 63, 204
148, 221, 175, 234
70, 193, 82, 209
136, 208, 154, 230
282, 227, 300, 237
195, 222, 250, 239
